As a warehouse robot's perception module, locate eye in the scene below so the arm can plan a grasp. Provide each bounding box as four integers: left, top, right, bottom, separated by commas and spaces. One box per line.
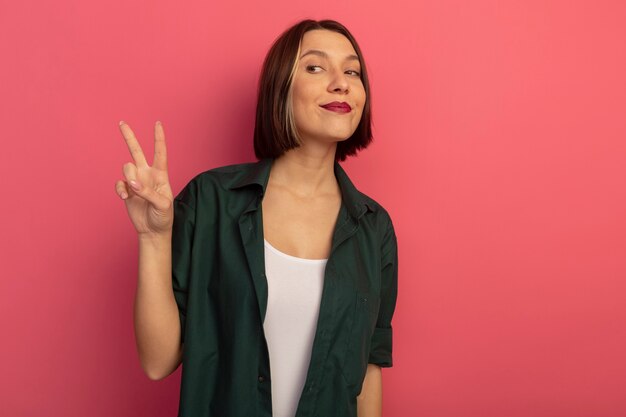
346, 70, 361, 76
306, 65, 323, 73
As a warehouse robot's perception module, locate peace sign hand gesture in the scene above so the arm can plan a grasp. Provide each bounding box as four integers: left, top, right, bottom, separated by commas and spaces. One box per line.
115, 121, 174, 237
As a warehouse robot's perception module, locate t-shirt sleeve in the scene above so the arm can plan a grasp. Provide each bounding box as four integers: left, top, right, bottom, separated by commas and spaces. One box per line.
171, 179, 197, 344
368, 213, 399, 367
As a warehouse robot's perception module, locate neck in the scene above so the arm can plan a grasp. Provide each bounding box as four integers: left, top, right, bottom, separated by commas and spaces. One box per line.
269, 147, 339, 198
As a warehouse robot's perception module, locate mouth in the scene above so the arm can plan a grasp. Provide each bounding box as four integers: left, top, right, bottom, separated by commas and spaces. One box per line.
320, 101, 352, 113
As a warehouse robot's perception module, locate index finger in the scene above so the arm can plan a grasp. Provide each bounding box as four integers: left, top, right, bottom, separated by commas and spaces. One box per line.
119, 121, 149, 168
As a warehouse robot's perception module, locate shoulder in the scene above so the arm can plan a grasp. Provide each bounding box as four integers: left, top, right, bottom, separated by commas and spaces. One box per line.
191, 161, 258, 187
356, 189, 396, 237
358, 192, 398, 263
351, 189, 398, 267
360, 192, 391, 219
173, 161, 260, 206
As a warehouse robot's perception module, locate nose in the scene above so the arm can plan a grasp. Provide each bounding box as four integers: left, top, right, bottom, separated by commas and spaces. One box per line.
327, 67, 349, 94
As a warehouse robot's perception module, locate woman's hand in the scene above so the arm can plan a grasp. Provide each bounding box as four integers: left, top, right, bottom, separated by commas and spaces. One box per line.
115, 121, 174, 238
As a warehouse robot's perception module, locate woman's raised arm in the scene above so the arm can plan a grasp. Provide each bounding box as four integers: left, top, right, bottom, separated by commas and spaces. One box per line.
115, 121, 183, 380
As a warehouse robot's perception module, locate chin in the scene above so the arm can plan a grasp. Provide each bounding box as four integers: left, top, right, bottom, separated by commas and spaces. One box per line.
335, 134, 353, 142
298, 126, 356, 144
316, 131, 351, 142
325, 127, 356, 141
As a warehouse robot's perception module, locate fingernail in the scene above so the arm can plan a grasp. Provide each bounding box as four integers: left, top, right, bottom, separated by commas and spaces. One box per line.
156, 120, 161, 126
129, 180, 140, 190
119, 120, 125, 126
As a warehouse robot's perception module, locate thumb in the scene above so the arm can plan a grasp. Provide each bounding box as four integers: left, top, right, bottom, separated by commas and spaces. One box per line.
128, 180, 172, 212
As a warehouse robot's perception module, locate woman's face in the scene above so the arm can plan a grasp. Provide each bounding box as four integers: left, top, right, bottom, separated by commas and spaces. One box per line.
291, 29, 366, 146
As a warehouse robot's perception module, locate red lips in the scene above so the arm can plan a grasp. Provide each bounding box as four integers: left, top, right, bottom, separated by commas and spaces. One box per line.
320, 101, 352, 113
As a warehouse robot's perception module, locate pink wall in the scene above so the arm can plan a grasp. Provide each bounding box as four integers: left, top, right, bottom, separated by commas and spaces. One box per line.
1, 0, 625, 416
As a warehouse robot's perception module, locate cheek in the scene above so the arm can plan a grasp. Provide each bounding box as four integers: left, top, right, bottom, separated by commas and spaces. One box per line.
356, 85, 366, 105
292, 81, 305, 101
291, 91, 315, 132
354, 91, 366, 120
292, 88, 319, 117
292, 98, 312, 124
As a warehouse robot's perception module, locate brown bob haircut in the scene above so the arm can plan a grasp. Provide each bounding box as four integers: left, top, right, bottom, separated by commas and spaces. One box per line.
253, 19, 373, 162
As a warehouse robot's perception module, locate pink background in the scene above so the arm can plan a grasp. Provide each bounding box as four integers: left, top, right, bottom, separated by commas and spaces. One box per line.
1, 0, 625, 416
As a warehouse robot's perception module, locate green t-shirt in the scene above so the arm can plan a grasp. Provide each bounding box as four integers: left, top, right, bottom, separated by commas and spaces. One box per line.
172, 157, 398, 416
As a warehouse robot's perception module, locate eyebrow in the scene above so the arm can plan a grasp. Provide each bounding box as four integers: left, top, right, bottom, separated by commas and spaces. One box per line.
299, 49, 360, 63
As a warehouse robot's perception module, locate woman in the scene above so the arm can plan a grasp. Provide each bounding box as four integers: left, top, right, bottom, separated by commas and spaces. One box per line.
115, 19, 398, 417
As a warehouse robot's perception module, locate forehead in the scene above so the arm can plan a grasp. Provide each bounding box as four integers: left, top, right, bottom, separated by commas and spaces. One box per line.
300, 29, 358, 57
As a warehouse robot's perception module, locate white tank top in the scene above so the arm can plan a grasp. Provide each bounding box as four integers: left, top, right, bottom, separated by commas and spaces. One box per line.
262, 238, 328, 417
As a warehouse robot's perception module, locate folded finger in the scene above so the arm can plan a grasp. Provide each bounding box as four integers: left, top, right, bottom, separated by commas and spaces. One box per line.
122, 162, 141, 190
115, 179, 129, 199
